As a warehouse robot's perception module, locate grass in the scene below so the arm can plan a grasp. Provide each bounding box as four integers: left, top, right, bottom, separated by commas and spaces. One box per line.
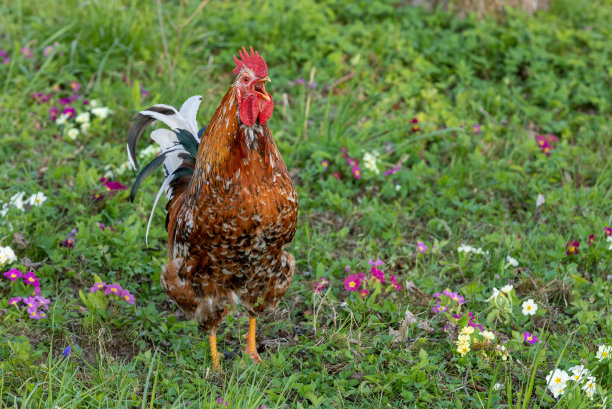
1, 0, 612, 407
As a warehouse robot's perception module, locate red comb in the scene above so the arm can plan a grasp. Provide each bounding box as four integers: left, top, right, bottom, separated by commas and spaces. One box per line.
232, 46, 268, 78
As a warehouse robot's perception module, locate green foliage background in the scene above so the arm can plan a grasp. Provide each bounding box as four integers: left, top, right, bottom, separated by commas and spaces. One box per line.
0, 0, 611, 407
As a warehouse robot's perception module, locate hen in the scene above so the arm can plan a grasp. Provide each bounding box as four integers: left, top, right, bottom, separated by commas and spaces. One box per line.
127, 47, 298, 369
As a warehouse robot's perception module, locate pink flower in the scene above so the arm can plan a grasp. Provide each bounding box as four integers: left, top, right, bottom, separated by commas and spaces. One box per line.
351, 164, 362, 179
390, 274, 402, 292
102, 178, 128, 192
23, 271, 40, 288
43, 45, 54, 57
343, 274, 361, 292
20, 47, 33, 58
523, 332, 537, 345
472, 124, 482, 135
332, 171, 341, 179
605, 227, 612, 237
120, 290, 135, 305
371, 267, 385, 283
4, 268, 23, 281
69, 81, 81, 92
360, 288, 369, 298
417, 241, 427, 254
62, 107, 76, 118
314, 278, 329, 293
104, 283, 123, 295
90, 282, 107, 293
27, 307, 43, 320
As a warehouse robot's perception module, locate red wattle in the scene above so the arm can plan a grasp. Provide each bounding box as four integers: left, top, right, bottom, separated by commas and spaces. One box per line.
238, 94, 274, 126
258, 94, 274, 125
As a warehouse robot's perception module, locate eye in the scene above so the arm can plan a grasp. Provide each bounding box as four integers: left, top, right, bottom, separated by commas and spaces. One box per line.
243, 77, 250, 83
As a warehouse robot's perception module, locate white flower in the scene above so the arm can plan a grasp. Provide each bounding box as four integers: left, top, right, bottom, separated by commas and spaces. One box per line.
116, 161, 131, 175
138, 145, 160, 159
501, 285, 513, 294
91, 106, 112, 119
56, 113, 70, 125
496, 345, 509, 361
75, 112, 90, 124
582, 376, 596, 399
460, 326, 474, 335
0, 246, 17, 267
546, 369, 569, 398
506, 255, 518, 267
9, 192, 27, 211
27, 192, 47, 207
608, 236, 612, 250
568, 365, 590, 382
487, 287, 500, 302
81, 122, 91, 134
66, 128, 79, 140
0, 202, 9, 218
362, 151, 380, 174
493, 382, 503, 391
88, 99, 100, 108
596, 345, 611, 361
522, 299, 538, 316
481, 330, 495, 341
395, 184, 400, 191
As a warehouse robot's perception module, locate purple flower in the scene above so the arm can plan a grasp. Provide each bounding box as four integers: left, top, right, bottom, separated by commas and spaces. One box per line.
314, 277, 329, 293
588, 234, 595, 246
69, 81, 81, 93
309, 82, 317, 89
4, 268, 23, 281
368, 259, 383, 267
43, 45, 54, 57
523, 332, 537, 345
356, 272, 366, 281
104, 283, 123, 296
344, 265, 351, 273
23, 296, 40, 309
62, 107, 76, 118
343, 274, 361, 292
49, 107, 59, 121
59, 98, 72, 105
62, 346, 71, 357
383, 166, 400, 176
23, 271, 40, 288
20, 47, 33, 59
102, 178, 128, 192
566, 240, 580, 255
9, 297, 22, 306
605, 227, 612, 237
432, 301, 447, 313
296, 78, 305, 85
536, 135, 552, 156
351, 165, 362, 179
60, 228, 78, 248
90, 282, 107, 293
320, 159, 329, 170
417, 241, 427, 254
27, 306, 43, 320
120, 289, 135, 305
472, 124, 482, 135
384, 141, 394, 153
35, 296, 51, 310
341, 147, 358, 166
140, 86, 150, 98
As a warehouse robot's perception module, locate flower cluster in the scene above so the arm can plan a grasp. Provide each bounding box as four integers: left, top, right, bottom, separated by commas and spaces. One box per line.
1, 191, 47, 217
455, 325, 496, 357
9, 294, 51, 320
535, 133, 558, 156
89, 281, 135, 304
546, 366, 597, 399
104, 145, 159, 179
0, 246, 17, 267
97, 222, 116, 231
457, 244, 489, 256
53, 93, 113, 141
4, 268, 42, 295
341, 147, 362, 179
432, 288, 465, 314
362, 151, 380, 175
343, 259, 402, 297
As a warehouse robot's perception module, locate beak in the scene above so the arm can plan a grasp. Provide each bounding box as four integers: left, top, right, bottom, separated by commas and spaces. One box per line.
254, 77, 271, 101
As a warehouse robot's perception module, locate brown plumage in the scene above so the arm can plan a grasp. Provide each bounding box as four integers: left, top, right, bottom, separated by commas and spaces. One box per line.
127, 47, 297, 368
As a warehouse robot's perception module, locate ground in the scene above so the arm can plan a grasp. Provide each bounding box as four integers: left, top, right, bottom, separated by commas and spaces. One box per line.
0, 0, 611, 408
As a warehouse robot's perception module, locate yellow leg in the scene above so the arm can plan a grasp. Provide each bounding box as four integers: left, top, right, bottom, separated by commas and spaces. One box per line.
245, 317, 262, 363
209, 333, 221, 371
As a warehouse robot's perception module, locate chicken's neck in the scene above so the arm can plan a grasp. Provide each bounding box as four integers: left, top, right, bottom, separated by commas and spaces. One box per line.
189, 87, 275, 199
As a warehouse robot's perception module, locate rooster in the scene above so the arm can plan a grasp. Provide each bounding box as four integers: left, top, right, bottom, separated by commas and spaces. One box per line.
127, 47, 298, 370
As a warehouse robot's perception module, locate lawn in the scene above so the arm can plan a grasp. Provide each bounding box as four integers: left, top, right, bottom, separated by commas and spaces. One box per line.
1, 0, 611, 408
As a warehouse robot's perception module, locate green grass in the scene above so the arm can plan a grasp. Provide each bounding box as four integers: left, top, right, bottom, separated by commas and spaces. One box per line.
1, 0, 612, 407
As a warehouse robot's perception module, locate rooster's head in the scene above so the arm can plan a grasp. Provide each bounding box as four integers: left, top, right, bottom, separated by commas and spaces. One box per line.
233, 46, 273, 127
